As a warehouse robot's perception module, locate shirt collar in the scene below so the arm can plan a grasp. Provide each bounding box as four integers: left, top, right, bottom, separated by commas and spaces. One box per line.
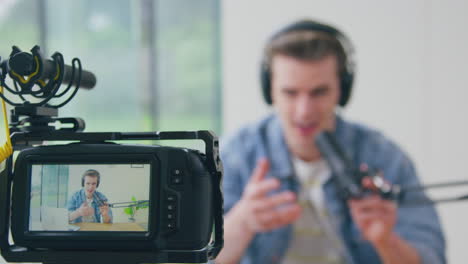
264, 113, 349, 180
265, 114, 294, 179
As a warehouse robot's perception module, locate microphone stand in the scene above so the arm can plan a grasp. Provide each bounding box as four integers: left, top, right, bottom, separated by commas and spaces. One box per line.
315, 131, 468, 207
108, 200, 150, 208
398, 180, 468, 207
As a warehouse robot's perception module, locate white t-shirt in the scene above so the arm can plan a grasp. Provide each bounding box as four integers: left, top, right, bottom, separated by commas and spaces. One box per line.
282, 158, 347, 264
82, 198, 96, 222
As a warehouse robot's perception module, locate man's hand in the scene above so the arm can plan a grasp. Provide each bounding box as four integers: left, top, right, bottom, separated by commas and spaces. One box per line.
348, 176, 397, 246
216, 158, 302, 264
99, 203, 110, 217
237, 158, 302, 234
78, 202, 94, 217
348, 194, 397, 246
99, 202, 111, 223
348, 176, 421, 264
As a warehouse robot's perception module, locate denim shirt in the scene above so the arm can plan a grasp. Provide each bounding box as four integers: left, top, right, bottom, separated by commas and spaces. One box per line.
67, 189, 113, 223
220, 113, 446, 264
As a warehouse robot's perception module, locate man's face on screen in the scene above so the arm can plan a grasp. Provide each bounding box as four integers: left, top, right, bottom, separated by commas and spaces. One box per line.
271, 54, 340, 159
83, 175, 98, 198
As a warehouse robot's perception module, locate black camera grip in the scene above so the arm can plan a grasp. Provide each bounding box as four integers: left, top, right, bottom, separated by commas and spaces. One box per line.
208, 170, 224, 259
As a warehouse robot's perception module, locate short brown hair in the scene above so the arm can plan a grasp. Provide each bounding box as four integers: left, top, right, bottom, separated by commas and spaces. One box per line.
264, 30, 347, 76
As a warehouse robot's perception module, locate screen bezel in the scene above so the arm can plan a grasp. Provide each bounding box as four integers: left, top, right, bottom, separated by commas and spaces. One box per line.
11, 146, 161, 249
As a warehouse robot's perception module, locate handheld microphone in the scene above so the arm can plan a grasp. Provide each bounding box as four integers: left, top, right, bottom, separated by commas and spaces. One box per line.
315, 131, 400, 200
315, 131, 364, 199
5, 45, 96, 89
93, 193, 109, 207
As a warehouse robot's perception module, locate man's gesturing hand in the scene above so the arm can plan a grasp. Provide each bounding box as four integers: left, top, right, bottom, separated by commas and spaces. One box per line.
78, 202, 94, 217
238, 158, 302, 234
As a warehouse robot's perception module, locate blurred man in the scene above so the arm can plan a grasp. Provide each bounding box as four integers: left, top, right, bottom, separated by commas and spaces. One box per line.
216, 19, 445, 264
68, 169, 112, 223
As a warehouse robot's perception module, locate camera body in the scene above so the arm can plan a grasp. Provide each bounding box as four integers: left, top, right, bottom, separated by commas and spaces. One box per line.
0, 131, 223, 264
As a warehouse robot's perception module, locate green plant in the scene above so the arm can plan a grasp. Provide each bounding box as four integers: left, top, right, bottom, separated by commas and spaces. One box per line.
123, 196, 148, 220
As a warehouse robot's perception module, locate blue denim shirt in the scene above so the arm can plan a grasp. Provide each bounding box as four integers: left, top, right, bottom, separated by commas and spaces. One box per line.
67, 189, 113, 223
220, 113, 446, 264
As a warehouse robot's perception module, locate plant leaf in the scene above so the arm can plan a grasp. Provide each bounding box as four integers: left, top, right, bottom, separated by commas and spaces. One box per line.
124, 207, 134, 215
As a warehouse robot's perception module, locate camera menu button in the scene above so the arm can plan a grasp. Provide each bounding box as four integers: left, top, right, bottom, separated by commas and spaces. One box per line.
164, 191, 179, 234
166, 195, 177, 202
167, 222, 176, 230
171, 176, 183, 185
167, 204, 176, 211
171, 169, 184, 185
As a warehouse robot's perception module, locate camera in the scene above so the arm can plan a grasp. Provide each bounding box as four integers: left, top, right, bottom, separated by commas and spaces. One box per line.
0, 46, 223, 264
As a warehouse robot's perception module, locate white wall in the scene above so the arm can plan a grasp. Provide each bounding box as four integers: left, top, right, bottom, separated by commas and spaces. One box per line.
222, 0, 468, 263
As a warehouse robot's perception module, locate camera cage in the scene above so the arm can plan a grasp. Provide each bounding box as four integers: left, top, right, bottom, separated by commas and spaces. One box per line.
1, 130, 224, 264
0, 46, 224, 264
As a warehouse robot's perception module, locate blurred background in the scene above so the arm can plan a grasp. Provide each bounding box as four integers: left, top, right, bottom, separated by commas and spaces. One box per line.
2, 0, 468, 263
0, 0, 221, 135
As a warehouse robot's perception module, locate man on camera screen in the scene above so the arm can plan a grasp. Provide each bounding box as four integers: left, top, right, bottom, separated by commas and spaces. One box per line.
67, 169, 113, 224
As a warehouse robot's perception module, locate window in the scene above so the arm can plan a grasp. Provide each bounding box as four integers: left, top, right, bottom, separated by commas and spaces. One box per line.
31, 165, 69, 209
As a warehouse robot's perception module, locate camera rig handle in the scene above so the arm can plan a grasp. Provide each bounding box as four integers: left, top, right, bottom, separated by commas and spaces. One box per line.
0, 130, 224, 264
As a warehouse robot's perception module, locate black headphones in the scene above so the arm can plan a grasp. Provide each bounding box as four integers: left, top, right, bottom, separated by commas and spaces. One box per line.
81, 169, 100, 188
260, 19, 356, 107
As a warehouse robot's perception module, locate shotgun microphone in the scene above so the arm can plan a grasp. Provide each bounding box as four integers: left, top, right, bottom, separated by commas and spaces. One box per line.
5, 45, 96, 89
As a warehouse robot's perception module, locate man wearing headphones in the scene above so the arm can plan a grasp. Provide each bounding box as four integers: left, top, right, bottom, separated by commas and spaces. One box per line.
68, 169, 112, 224
216, 20, 445, 264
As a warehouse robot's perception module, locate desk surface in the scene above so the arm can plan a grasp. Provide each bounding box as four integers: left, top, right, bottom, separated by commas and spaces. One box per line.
73, 222, 146, 231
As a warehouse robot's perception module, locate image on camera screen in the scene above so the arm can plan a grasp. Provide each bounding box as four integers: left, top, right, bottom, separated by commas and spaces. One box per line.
29, 164, 151, 232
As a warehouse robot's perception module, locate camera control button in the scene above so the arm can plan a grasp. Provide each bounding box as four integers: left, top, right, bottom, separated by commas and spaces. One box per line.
171, 169, 184, 185
166, 195, 177, 202
171, 176, 183, 185
167, 204, 176, 211
167, 222, 176, 230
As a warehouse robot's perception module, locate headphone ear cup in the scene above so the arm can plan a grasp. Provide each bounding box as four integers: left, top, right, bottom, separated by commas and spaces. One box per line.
339, 71, 354, 106
260, 63, 273, 105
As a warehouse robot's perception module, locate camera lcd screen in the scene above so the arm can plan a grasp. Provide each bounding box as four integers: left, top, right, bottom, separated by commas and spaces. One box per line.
29, 163, 150, 232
